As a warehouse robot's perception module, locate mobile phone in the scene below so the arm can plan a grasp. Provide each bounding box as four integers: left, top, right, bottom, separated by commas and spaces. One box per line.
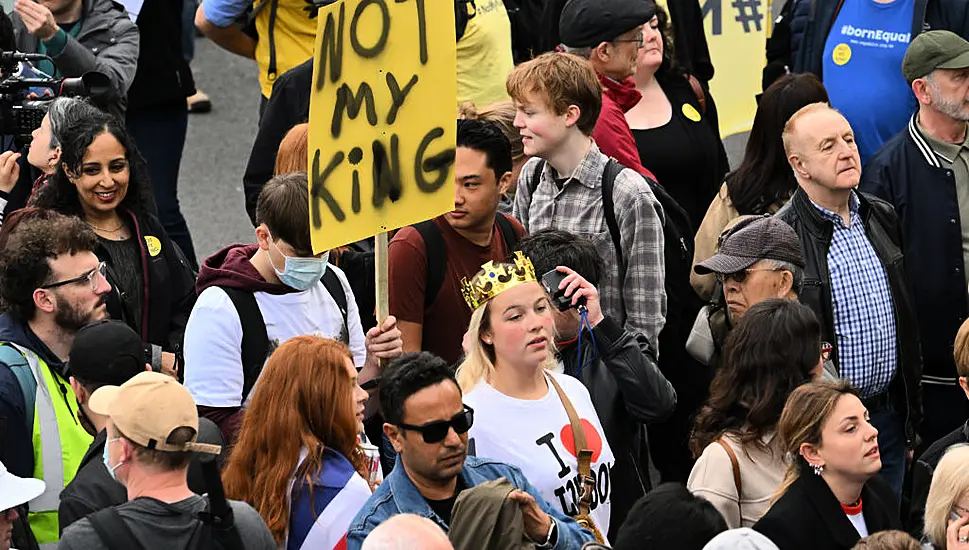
541, 269, 585, 312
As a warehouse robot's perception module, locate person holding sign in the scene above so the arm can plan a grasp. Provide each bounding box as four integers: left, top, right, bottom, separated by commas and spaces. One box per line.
183, 173, 403, 445
510, 53, 667, 352
389, 119, 524, 366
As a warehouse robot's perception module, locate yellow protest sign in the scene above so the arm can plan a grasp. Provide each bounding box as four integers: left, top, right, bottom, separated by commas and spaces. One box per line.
308, 0, 457, 254
699, 0, 772, 136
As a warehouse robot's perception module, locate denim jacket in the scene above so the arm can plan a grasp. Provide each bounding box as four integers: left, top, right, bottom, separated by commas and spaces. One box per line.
346, 456, 595, 550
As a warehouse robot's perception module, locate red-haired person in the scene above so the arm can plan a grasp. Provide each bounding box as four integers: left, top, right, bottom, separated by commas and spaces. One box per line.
224, 336, 373, 550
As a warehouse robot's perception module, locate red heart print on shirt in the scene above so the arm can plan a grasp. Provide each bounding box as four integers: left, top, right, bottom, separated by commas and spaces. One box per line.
559, 419, 603, 462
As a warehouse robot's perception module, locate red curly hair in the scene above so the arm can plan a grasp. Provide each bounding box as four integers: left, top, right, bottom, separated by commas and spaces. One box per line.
222, 336, 368, 543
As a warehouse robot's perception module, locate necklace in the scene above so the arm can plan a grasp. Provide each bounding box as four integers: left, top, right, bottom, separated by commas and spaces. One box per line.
87, 219, 125, 233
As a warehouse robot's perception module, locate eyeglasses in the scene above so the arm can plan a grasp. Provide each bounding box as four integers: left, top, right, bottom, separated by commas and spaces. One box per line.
39, 261, 106, 291
821, 341, 833, 362
715, 267, 781, 284
398, 405, 474, 444
614, 32, 645, 47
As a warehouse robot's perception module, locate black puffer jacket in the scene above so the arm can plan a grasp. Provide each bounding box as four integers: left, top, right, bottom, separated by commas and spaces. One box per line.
559, 315, 676, 540
776, 188, 922, 446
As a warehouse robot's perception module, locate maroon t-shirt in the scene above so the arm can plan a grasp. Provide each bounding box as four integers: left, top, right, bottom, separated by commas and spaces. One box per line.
389, 214, 525, 364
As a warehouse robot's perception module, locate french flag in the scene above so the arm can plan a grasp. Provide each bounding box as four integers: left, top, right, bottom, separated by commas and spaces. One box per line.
286, 448, 374, 550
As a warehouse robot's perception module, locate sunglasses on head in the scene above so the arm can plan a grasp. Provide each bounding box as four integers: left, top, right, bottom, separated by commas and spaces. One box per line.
398, 405, 474, 444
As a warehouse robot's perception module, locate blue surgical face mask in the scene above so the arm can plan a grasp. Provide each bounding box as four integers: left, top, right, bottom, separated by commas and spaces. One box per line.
267, 236, 328, 291
102, 437, 124, 482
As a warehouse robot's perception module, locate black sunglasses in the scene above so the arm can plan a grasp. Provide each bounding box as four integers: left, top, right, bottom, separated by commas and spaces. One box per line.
398, 405, 474, 444
715, 267, 781, 284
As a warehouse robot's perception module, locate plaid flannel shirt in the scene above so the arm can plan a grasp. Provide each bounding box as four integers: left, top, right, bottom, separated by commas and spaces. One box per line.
813, 192, 898, 397
513, 143, 667, 350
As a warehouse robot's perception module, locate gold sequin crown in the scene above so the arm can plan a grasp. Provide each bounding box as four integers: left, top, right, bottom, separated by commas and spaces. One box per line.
461, 251, 537, 310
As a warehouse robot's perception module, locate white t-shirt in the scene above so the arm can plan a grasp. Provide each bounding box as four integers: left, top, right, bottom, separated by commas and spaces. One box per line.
846, 508, 868, 538
184, 265, 367, 408
463, 371, 615, 536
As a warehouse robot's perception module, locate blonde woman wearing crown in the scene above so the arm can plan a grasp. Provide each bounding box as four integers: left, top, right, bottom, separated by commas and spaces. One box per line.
457, 252, 615, 542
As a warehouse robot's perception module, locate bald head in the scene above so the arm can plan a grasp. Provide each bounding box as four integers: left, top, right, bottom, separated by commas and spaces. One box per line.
361, 514, 454, 550
782, 103, 861, 194
781, 102, 837, 157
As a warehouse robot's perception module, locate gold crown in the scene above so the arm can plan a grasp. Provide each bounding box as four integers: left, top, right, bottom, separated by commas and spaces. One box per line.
461, 251, 537, 310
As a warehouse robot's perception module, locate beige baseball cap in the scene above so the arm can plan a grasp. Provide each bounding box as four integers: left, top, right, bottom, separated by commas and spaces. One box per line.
89, 371, 221, 455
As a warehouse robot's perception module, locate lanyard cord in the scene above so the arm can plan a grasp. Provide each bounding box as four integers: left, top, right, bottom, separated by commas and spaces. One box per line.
574, 307, 598, 377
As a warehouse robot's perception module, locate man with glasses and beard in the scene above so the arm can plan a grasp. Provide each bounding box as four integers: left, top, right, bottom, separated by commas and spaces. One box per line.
345, 352, 594, 550
0, 208, 111, 547
863, 30, 969, 454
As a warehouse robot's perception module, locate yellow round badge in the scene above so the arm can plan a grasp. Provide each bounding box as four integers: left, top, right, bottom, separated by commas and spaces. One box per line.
682, 103, 702, 122
144, 236, 162, 257
832, 43, 851, 66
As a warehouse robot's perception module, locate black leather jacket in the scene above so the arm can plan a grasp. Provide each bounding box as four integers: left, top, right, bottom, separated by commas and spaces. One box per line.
558, 315, 676, 539
777, 188, 922, 446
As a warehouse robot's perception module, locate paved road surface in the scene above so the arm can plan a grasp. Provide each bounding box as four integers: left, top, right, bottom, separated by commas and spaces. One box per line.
181, 38, 749, 264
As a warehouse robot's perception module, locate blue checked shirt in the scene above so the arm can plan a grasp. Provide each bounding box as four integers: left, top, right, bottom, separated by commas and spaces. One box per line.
812, 192, 898, 397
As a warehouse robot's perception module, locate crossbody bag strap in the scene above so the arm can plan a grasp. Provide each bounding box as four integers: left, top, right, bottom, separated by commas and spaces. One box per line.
546, 375, 593, 516
716, 438, 743, 520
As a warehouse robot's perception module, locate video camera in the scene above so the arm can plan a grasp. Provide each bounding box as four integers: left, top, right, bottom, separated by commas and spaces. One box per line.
0, 51, 110, 146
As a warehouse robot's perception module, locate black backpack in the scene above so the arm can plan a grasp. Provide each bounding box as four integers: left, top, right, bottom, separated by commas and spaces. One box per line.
412, 214, 521, 309
219, 269, 349, 403
527, 158, 702, 351
87, 456, 243, 550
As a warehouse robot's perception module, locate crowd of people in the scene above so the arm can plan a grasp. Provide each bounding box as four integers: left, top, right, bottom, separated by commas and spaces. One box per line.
1, 0, 969, 547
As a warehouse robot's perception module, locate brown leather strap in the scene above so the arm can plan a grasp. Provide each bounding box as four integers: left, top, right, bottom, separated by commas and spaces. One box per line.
547, 374, 595, 517
716, 438, 743, 520
687, 74, 707, 115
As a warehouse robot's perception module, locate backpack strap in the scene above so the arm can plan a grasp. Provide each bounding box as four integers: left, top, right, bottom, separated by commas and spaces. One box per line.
0, 344, 35, 435
716, 438, 743, 519
88, 507, 147, 550
220, 288, 269, 403
601, 159, 626, 269
320, 269, 349, 336
414, 220, 447, 309
527, 159, 547, 196
495, 213, 520, 254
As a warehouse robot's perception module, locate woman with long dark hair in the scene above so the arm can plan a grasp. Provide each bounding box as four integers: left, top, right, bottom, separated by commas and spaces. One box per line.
691, 74, 829, 301
32, 110, 196, 376
688, 299, 823, 527
753, 380, 901, 550
624, 4, 729, 231
223, 336, 373, 548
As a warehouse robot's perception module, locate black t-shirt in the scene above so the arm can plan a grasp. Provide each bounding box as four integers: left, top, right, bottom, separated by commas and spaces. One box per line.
631, 75, 728, 230
98, 235, 145, 334
424, 477, 467, 526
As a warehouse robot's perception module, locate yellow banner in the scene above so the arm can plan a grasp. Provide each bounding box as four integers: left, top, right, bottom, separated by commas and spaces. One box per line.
308, 0, 457, 254
668, 0, 771, 137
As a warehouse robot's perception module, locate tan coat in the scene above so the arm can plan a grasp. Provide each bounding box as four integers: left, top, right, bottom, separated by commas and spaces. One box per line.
690, 183, 786, 301
687, 432, 787, 529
